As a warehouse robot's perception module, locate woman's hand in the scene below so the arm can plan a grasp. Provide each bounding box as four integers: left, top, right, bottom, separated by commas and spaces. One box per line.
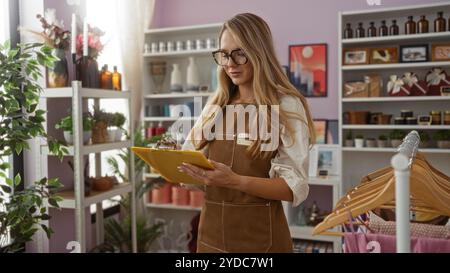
178, 160, 242, 188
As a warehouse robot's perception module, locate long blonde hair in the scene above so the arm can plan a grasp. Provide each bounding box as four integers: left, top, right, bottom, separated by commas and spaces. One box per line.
191, 13, 316, 157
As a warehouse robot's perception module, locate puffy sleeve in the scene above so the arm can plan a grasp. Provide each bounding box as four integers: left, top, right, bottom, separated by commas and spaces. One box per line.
269, 95, 310, 207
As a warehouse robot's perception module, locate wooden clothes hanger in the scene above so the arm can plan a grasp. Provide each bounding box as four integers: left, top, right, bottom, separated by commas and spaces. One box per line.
313, 148, 450, 236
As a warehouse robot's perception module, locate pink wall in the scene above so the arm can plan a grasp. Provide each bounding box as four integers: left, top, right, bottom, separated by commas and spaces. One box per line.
152, 0, 447, 119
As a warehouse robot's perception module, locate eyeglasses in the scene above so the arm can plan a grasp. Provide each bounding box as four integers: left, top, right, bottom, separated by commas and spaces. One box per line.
212, 49, 248, 66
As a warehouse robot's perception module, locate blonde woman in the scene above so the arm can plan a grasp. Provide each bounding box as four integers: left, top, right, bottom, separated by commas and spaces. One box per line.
178, 13, 316, 253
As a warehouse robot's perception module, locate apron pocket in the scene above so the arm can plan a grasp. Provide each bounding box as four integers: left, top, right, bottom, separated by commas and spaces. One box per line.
223, 202, 272, 253
198, 201, 225, 252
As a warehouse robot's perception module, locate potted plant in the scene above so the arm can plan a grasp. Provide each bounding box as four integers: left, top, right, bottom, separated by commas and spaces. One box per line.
418, 130, 430, 148
55, 112, 94, 145
354, 134, 365, 148
0, 41, 66, 252
344, 130, 354, 147
366, 137, 376, 148
389, 130, 406, 148
433, 130, 450, 149
377, 135, 388, 148
109, 112, 126, 142
92, 107, 113, 143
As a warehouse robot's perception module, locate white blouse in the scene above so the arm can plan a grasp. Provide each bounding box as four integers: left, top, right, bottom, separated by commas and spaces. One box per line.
182, 95, 310, 207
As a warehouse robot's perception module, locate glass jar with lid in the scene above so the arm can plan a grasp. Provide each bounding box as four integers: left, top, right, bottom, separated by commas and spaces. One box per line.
444, 110, 450, 125
430, 110, 442, 125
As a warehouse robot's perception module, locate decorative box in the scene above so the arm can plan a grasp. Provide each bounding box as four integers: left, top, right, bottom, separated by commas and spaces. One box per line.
387, 75, 410, 96
364, 74, 382, 97
402, 72, 428, 96
426, 68, 450, 96
344, 81, 369, 97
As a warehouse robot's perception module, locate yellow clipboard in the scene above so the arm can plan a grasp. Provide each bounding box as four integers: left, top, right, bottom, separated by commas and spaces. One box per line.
131, 147, 214, 185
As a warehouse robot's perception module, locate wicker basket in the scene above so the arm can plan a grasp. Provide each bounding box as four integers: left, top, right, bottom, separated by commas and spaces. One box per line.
344, 82, 369, 98
348, 111, 370, 124
92, 121, 108, 144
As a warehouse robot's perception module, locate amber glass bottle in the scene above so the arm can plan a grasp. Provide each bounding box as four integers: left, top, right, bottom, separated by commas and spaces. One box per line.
405, 16, 416, 35
356, 22, 365, 38
100, 64, 112, 89
368, 22, 377, 37
343, 23, 353, 39
417, 15, 429, 33
434, 11, 446, 32
112, 66, 122, 91
389, 20, 399, 35
379, 20, 388, 36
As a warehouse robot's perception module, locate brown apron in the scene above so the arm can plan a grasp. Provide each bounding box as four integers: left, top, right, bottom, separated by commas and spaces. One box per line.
197, 104, 293, 253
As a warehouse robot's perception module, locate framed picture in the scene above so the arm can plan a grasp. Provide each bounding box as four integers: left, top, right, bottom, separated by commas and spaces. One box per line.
370, 47, 398, 64
399, 45, 428, 63
431, 43, 450, 61
308, 144, 340, 177
289, 44, 327, 97
343, 48, 369, 65
326, 120, 339, 144
313, 119, 328, 144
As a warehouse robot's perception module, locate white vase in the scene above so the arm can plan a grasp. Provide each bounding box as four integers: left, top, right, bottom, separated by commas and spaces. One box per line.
354, 138, 364, 148
170, 63, 183, 92
186, 57, 199, 91
107, 128, 117, 142
64, 131, 91, 145
115, 128, 124, 142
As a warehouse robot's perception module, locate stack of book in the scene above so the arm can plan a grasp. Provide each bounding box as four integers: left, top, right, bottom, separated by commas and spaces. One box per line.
292, 239, 333, 253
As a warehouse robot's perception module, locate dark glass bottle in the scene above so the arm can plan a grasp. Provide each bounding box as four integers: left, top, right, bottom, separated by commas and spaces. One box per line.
417, 15, 429, 33
368, 22, 377, 37
405, 16, 416, 35
389, 20, 399, 35
434, 11, 446, 32
379, 20, 388, 36
343, 23, 353, 39
356, 22, 365, 38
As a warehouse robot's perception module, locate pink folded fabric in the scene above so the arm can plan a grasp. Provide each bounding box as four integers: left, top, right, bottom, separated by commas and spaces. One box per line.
344, 232, 450, 253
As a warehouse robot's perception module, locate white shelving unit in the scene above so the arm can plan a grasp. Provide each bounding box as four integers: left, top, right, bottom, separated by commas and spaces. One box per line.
38, 82, 137, 253
142, 23, 223, 252
338, 2, 450, 194
284, 174, 342, 253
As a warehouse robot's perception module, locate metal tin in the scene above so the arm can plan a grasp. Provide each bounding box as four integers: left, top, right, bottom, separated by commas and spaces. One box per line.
394, 117, 406, 124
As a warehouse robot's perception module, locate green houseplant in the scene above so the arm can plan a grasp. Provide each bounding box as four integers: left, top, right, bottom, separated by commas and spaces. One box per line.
92, 106, 113, 144
0, 41, 67, 252
108, 112, 126, 142
418, 130, 430, 148
344, 130, 354, 147
90, 127, 164, 253
354, 134, 364, 148
389, 130, 406, 148
433, 130, 450, 149
55, 112, 94, 145
377, 135, 388, 148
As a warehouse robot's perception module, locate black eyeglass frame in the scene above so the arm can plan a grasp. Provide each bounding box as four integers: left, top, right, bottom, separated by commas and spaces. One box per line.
212, 49, 249, 66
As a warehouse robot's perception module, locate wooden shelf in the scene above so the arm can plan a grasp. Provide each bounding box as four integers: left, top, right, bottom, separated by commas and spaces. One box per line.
41, 140, 132, 156
342, 125, 450, 130
146, 203, 202, 211
342, 61, 450, 71
144, 92, 213, 99
54, 183, 132, 209
342, 96, 450, 103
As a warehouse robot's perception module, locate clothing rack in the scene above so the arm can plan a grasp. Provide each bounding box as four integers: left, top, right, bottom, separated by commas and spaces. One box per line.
390, 130, 420, 253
